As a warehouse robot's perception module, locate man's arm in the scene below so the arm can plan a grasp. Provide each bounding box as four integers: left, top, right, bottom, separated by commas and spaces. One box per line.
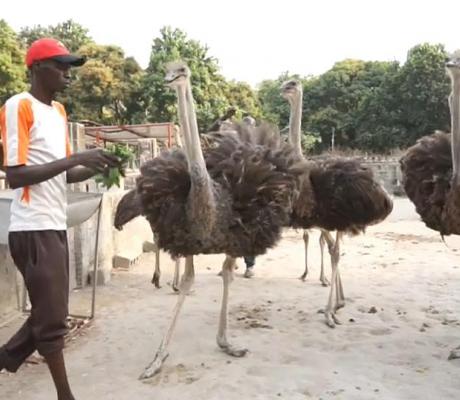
6, 156, 80, 189
6, 149, 120, 189
66, 166, 97, 184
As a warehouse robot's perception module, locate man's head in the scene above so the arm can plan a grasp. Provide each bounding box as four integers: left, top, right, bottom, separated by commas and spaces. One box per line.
26, 38, 86, 93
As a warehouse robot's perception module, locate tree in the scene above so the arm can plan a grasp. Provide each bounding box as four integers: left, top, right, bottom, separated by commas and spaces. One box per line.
353, 44, 451, 151
222, 80, 262, 120
0, 20, 27, 104
141, 27, 231, 130
396, 43, 450, 146
59, 43, 144, 124
19, 19, 93, 52
302, 59, 398, 151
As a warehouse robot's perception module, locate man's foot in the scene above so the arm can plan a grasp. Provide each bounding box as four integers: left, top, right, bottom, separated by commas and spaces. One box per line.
244, 268, 254, 278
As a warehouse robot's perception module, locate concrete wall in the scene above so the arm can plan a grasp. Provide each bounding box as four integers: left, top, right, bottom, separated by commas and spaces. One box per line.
0, 190, 152, 320
361, 157, 403, 195
0, 245, 20, 320
68, 190, 152, 287
64, 189, 152, 288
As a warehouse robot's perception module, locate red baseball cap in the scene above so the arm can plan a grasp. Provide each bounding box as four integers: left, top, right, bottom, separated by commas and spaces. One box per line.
26, 38, 86, 68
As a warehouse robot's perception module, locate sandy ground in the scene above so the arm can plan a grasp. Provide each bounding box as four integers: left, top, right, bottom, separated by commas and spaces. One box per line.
1, 198, 460, 400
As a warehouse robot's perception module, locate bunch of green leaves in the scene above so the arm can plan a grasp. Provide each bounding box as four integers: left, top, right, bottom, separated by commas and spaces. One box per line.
94, 144, 135, 189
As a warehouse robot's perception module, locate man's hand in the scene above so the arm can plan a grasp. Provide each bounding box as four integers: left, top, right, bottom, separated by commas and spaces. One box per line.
72, 149, 121, 172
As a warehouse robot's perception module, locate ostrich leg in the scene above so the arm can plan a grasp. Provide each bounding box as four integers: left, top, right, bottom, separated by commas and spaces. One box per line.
335, 268, 345, 311
140, 255, 195, 379
299, 230, 309, 280
216, 255, 249, 357
318, 230, 330, 287
172, 258, 181, 292
323, 231, 343, 328
151, 233, 161, 288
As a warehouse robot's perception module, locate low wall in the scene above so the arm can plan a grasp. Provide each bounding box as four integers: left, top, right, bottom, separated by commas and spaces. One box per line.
0, 245, 20, 321
68, 189, 152, 288
0, 189, 152, 320
360, 156, 403, 195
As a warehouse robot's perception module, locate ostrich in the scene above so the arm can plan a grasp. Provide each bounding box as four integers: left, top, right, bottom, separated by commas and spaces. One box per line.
400, 56, 460, 360
115, 62, 304, 378
281, 80, 331, 286
280, 79, 393, 327
207, 107, 237, 132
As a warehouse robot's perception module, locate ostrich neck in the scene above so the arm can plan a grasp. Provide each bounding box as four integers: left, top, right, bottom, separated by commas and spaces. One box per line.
176, 85, 192, 159
451, 76, 460, 180
182, 80, 216, 232
185, 81, 206, 167
289, 94, 303, 158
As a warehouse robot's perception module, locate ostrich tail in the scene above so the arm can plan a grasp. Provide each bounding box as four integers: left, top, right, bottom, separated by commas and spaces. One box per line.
114, 189, 143, 230
137, 149, 191, 236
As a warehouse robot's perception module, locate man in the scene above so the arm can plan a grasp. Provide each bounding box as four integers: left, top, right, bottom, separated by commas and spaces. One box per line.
0, 38, 119, 400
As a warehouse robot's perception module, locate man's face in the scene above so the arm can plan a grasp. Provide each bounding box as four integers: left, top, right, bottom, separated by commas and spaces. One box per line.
32, 59, 72, 93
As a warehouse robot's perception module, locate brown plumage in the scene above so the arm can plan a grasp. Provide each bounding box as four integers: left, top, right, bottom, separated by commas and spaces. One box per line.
399, 132, 459, 234
293, 157, 393, 234
118, 124, 303, 258
115, 62, 308, 379
400, 57, 460, 237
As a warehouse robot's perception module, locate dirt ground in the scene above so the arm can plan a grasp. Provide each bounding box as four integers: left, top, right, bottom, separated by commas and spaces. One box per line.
1, 198, 460, 400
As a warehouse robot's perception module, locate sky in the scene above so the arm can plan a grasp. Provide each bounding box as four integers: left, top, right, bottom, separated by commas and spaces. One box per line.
3, 0, 460, 86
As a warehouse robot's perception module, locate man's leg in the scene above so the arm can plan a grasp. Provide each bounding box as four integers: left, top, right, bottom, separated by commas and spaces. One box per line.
33, 231, 74, 400
4, 231, 75, 400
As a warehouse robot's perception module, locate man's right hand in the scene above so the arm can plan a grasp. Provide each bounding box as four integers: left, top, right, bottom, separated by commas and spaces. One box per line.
72, 149, 121, 172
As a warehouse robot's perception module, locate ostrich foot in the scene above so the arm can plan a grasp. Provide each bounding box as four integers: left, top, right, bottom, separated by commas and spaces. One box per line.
217, 340, 248, 357
320, 276, 330, 287
151, 272, 161, 288
448, 346, 460, 360
139, 351, 169, 380
324, 311, 341, 328
171, 275, 180, 292
299, 271, 308, 281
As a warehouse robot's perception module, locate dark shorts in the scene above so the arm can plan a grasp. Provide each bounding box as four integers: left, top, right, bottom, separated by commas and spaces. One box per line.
0, 230, 69, 372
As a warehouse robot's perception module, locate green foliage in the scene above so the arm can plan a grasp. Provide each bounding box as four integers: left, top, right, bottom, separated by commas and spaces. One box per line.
94, 144, 135, 189
58, 43, 144, 124
0, 20, 27, 104
142, 27, 233, 131
222, 80, 262, 121
19, 19, 93, 52
0, 18, 455, 153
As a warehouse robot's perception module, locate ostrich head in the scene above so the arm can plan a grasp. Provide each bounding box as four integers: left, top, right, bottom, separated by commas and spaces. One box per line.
165, 62, 191, 88
242, 116, 256, 127
280, 80, 302, 103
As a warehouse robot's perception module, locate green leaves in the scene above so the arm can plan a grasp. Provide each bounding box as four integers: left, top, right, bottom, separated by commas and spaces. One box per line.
0, 19, 454, 154
94, 144, 135, 189
0, 20, 27, 104
19, 19, 92, 52
141, 27, 262, 132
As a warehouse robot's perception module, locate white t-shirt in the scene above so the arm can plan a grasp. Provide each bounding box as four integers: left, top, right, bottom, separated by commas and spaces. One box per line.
0, 92, 72, 232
